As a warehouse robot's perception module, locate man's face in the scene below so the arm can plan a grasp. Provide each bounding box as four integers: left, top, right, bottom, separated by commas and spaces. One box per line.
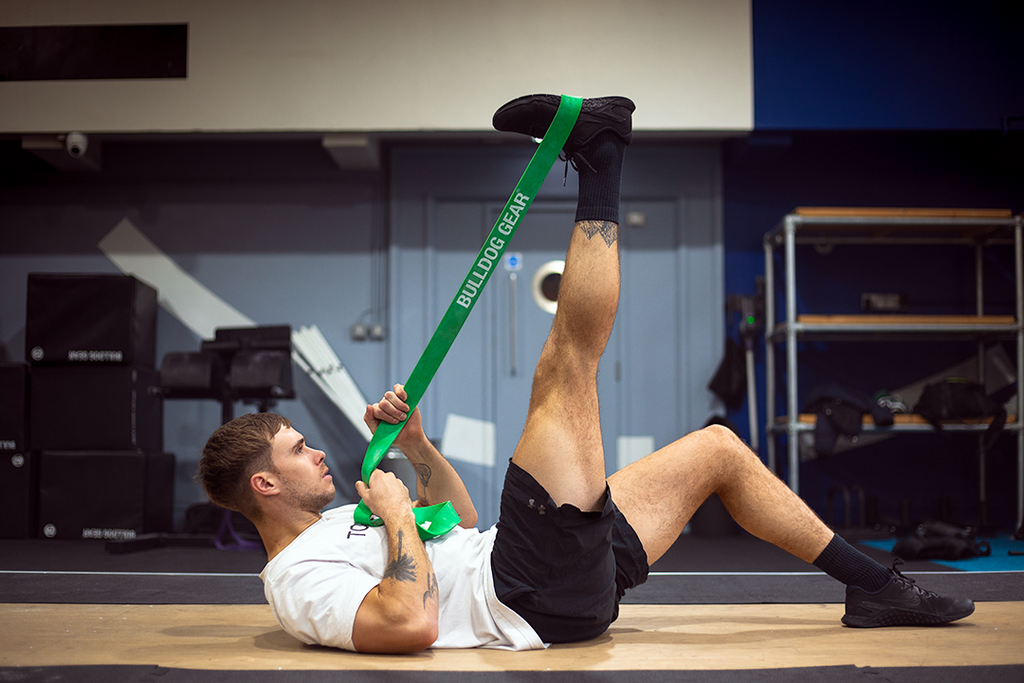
268, 425, 336, 512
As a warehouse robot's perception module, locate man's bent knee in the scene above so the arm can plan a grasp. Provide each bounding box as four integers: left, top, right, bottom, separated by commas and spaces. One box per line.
693, 423, 747, 453
688, 424, 762, 474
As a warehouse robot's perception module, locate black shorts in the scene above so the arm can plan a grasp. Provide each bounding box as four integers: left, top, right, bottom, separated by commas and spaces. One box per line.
490, 461, 649, 643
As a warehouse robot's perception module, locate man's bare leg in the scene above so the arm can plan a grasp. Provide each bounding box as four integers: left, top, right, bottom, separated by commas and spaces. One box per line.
492, 94, 634, 513
608, 425, 833, 565
609, 424, 975, 627
510, 218, 620, 511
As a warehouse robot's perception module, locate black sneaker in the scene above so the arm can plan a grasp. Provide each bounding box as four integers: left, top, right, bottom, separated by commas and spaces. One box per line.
842, 560, 975, 627
492, 94, 634, 154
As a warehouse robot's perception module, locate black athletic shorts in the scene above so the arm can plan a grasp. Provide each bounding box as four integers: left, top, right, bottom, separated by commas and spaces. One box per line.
490, 461, 650, 643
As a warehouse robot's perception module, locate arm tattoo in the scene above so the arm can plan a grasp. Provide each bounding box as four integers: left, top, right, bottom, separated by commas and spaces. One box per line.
579, 220, 618, 247
382, 529, 417, 583
414, 463, 432, 489
422, 571, 439, 609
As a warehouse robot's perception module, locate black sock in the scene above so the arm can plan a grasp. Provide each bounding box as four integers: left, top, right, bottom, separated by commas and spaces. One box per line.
813, 534, 892, 592
575, 132, 626, 225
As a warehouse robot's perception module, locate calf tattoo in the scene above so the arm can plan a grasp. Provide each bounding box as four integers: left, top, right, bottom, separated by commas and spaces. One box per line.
579, 220, 618, 247
383, 529, 417, 583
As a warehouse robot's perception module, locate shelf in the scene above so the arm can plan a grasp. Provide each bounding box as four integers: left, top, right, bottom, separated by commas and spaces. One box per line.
799, 314, 1016, 325
769, 314, 1019, 341
762, 207, 1024, 528
793, 207, 1014, 219
765, 207, 1018, 244
771, 413, 1018, 434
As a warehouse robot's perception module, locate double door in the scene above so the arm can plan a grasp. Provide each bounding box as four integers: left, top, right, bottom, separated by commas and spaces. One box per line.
389, 146, 723, 526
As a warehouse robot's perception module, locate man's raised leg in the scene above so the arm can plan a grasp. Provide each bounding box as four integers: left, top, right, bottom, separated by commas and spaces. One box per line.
510, 215, 620, 511
488, 96, 639, 643
492, 95, 635, 512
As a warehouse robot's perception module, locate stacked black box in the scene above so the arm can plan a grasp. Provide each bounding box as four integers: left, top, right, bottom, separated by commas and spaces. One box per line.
30, 366, 163, 451
25, 273, 174, 540
37, 451, 174, 540
26, 273, 158, 367
0, 362, 35, 538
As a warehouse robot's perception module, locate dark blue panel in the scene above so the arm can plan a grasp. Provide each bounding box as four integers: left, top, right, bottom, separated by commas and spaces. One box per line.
721, 128, 1023, 528
753, 1, 1024, 130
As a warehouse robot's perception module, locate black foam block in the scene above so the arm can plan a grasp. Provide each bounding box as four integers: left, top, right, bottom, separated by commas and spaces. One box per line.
37, 451, 175, 540
26, 273, 157, 367
0, 450, 38, 538
0, 361, 34, 538
0, 362, 29, 452
30, 366, 162, 451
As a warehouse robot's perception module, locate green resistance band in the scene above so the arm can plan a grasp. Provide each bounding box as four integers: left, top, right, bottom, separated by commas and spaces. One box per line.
354, 94, 583, 540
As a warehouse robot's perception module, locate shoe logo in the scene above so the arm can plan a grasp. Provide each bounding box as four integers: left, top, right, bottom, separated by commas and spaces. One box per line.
862, 592, 921, 613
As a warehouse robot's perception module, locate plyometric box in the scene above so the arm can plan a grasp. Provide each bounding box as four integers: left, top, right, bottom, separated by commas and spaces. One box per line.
26, 273, 157, 367
0, 362, 29, 452
38, 451, 175, 540
0, 450, 38, 539
0, 363, 36, 538
30, 366, 162, 451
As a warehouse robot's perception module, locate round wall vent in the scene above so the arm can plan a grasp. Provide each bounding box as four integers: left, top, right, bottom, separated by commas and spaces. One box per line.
531, 260, 564, 314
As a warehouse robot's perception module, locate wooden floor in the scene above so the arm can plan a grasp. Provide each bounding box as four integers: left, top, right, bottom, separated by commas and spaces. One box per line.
2, 601, 1021, 671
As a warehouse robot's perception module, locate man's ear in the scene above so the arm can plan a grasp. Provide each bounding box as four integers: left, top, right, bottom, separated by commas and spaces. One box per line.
251, 471, 279, 498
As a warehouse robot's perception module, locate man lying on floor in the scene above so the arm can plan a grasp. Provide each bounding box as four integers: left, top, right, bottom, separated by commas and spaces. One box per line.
197, 93, 974, 653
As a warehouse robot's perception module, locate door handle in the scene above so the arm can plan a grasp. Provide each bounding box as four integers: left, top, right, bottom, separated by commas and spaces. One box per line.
509, 272, 517, 376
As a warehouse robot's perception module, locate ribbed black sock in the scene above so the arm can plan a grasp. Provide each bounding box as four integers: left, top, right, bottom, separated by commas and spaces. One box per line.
813, 534, 892, 592
575, 132, 626, 225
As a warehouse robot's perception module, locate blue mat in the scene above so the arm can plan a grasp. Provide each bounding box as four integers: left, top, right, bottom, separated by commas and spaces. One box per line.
859, 536, 1024, 571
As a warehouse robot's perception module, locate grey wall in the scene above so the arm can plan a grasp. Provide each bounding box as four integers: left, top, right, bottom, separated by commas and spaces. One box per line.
0, 137, 725, 529
1, 139, 388, 523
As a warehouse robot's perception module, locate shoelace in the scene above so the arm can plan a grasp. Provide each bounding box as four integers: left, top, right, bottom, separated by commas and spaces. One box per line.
559, 150, 596, 185
890, 558, 939, 598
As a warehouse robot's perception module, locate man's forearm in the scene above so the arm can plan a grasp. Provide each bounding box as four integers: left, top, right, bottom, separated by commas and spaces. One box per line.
353, 510, 439, 653
380, 520, 438, 613
401, 439, 478, 528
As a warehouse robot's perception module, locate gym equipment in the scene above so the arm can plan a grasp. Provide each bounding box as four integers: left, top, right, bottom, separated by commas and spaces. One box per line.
25, 273, 157, 368
38, 450, 174, 540
30, 365, 163, 451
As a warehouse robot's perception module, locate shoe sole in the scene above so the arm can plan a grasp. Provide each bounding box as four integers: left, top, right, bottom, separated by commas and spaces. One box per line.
842, 603, 976, 628
492, 94, 634, 151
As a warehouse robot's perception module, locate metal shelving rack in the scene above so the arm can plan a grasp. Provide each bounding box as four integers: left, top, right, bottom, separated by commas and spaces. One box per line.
763, 208, 1024, 529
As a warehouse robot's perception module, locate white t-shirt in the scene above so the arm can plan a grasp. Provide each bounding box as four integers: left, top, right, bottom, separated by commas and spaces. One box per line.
260, 504, 544, 651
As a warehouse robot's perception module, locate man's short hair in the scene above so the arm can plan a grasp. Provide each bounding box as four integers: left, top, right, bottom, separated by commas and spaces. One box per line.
197, 412, 292, 521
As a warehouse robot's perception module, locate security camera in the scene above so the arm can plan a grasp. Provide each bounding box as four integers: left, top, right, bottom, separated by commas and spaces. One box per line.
65, 132, 88, 158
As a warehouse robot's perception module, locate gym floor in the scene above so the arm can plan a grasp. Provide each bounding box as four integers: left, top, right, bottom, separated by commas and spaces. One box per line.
1, 532, 1022, 682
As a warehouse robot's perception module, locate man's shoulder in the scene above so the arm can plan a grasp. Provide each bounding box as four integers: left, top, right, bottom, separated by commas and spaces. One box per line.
264, 505, 375, 571
321, 504, 358, 522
